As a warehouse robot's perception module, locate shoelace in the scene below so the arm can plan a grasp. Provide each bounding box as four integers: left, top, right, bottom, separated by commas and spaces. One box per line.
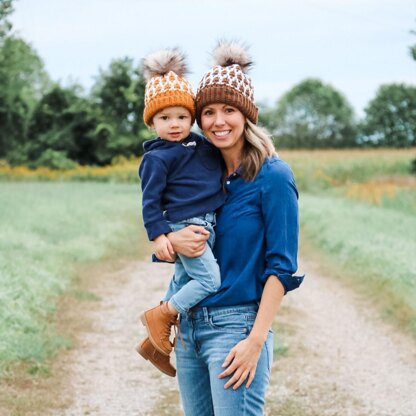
161, 316, 174, 346
172, 316, 186, 350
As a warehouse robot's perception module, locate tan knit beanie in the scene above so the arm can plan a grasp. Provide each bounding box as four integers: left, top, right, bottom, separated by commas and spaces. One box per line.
196, 41, 258, 126
142, 49, 195, 127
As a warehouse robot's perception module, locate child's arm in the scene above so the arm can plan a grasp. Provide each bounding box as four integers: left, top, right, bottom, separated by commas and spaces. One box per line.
153, 234, 176, 261
139, 155, 172, 241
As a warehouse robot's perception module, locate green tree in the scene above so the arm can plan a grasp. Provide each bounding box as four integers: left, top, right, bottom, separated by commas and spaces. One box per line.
257, 101, 277, 133
411, 37, 416, 61
0, 36, 50, 157
91, 57, 147, 157
11, 57, 149, 167
409, 23, 416, 170
410, 23, 416, 61
270, 79, 356, 148
360, 84, 416, 147
0, 0, 14, 39
19, 84, 111, 167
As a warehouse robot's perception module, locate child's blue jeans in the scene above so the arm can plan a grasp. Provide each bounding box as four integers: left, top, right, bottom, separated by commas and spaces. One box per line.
163, 212, 221, 315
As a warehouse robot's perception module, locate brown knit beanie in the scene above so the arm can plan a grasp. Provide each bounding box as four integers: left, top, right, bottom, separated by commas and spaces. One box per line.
196, 41, 258, 126
142, 49, 195, 127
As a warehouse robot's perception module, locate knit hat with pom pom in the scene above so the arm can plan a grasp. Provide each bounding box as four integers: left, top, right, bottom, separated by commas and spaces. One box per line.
142, 49, 195, 127
196, 40, 258, 126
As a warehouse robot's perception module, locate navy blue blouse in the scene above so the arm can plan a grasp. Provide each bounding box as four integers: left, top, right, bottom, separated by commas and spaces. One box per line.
199, 155, 304, 307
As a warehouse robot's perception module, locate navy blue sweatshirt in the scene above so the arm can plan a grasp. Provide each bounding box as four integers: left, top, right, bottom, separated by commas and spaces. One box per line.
139, 132, 226, 241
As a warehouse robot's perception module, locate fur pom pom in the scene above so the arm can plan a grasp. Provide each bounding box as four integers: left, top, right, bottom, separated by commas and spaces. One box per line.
211, 40, 253, 73
143, 48, 189, 81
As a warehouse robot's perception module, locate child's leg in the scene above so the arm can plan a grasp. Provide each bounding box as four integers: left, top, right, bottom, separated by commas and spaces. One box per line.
162, 258, 190, 316
169, 223, 221, 314
162, 256, 190, 302
141, 217, 218, 354
142, 228, 193, 356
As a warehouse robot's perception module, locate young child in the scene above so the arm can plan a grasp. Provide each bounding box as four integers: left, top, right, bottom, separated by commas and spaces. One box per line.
136, 49, 225, 375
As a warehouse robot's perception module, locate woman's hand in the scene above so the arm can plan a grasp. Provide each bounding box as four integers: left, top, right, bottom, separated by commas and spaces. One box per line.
218, 336, 263, 390
167, 225, 209, 257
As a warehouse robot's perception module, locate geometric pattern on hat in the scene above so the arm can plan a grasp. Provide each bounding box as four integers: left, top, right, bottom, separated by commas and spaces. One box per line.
143, 70, 195, 127
145, 71, 194, 105
142, 48, 196, 127
198, 64, 254, 102
196, 62, 258, 126
196, 40, 259, 125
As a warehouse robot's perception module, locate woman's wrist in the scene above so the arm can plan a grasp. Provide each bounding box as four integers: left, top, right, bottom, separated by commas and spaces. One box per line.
248, 329, 268, 348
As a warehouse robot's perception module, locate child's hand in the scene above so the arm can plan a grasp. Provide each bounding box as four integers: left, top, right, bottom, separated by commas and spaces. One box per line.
153, 234, 176, 262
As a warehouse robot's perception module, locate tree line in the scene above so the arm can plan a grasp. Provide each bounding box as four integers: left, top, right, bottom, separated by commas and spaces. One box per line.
1, 1, 415, 169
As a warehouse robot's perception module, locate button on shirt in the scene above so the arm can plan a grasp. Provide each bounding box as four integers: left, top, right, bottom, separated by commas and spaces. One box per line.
199, 156, 304, 307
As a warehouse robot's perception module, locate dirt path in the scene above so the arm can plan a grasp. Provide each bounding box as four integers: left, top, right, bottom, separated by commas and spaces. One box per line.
268, 259, 416, 416
56, 260, 181, 416
55, 258, 416, 416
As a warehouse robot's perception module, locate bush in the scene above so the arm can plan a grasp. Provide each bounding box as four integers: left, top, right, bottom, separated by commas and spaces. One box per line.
6, 144, 31, 166
32, 149, 77, 170
411, 157, 416, 175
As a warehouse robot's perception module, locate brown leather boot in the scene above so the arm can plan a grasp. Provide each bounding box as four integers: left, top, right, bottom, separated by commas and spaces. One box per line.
140, 302, 178, 356
136, 337, 176, 377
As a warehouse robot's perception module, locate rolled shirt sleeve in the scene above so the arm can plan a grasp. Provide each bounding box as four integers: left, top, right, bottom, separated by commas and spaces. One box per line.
260, 160, 304, 293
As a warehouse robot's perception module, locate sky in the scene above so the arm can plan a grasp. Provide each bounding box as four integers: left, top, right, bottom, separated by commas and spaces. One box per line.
10, 0, 416, 117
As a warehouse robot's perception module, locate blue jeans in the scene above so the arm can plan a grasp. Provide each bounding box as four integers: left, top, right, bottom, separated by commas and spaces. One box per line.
175, 303, 274, 416
164, 213, 221, 315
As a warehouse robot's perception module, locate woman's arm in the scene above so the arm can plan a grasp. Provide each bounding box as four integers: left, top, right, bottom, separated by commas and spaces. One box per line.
156, 225, 209, 261
219, 275, 284, 390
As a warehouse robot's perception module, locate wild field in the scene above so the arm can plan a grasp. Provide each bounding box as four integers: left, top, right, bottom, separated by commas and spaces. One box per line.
0, 149, 415, 378
0, 182, 143, 376
279, 149, 416, 333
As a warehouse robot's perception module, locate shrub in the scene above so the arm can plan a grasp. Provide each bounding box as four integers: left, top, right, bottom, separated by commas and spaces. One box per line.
32, 149, 77, 170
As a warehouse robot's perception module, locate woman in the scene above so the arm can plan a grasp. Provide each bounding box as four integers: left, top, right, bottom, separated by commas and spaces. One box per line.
160, 41, 304, 415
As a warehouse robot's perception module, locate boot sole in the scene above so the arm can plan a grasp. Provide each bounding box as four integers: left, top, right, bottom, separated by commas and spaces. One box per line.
139, 313, 172, 356
136, 341, 176, 378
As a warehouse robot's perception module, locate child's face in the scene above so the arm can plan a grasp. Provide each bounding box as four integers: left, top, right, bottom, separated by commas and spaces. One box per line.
151, 106, 193, 142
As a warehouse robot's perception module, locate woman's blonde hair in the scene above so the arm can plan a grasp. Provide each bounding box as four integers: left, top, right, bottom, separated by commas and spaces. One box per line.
240, 120, 277, 181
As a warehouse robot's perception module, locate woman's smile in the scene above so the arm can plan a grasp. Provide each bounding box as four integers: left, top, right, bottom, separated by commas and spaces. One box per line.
201, 104, 245, 152
212, 130, 231, 138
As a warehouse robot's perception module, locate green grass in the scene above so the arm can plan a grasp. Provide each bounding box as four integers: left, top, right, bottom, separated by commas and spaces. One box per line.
300, 192, 416, 333
378, 187, 416, 216
0, 182, 144, 375
279, 149, 416, 334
